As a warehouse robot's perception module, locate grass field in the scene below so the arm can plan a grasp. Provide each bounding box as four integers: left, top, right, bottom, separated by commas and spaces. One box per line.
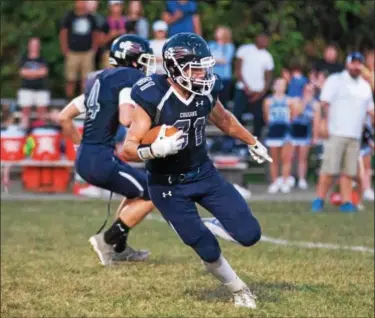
1, 200, 374, 317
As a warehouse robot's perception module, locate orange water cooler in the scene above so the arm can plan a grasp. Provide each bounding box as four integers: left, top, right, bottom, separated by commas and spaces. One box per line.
22, 127, 71, 193
1, 126, 26, 161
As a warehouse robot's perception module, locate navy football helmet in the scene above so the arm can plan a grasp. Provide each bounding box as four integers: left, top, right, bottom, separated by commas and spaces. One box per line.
162, 33, 216, 96
109, 34, 156, 76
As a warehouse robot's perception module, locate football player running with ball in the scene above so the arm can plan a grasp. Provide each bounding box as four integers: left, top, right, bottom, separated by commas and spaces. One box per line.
122, 33, 272, 309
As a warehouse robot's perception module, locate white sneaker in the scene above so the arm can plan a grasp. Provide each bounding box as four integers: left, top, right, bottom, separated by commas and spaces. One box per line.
280, 183, 291, 193
357, 203, 365, 211
298, 178, 308, 190
268, 182, 280, 194
234, 184, 252, 201
233, 287, 257, 309
363, 189, 375, 201
287, 176, 296, 188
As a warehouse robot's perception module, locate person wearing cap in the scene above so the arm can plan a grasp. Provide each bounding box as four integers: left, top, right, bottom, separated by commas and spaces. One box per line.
149, 20, 168, 74
312, 52, 375, 213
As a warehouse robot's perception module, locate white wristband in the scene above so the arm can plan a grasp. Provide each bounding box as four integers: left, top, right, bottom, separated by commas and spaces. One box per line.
137, 145, 155, 161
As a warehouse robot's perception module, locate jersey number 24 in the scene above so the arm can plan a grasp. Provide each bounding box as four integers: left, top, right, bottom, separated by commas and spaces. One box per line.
173, 117, 205, 149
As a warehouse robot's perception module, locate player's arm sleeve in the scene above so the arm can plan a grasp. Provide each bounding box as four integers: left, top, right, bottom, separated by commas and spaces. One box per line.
119, 87, 135, 105
70, 94, 86, 113
130, 84, 157, 121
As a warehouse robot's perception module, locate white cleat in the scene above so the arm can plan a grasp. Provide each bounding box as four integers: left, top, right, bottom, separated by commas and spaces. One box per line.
89, 233, 115, 266
233, 287, 257, 309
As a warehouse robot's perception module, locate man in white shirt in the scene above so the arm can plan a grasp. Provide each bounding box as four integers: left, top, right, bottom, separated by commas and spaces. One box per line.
233, 33, 274, 138
149, 20, 168, 74
312, 52, 375, 213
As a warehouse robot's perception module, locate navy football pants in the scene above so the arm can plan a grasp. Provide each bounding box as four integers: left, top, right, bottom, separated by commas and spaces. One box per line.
76, 144, 150, 200
147, 161, 261, 263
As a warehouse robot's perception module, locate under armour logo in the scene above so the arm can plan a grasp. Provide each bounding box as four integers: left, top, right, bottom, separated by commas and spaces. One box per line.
116, 224, 125, 232
196, 100, 204, 107
162, 191, 172, 198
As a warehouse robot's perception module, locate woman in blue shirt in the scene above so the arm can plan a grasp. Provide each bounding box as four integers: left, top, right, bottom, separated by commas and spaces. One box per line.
208, 26, 235, 108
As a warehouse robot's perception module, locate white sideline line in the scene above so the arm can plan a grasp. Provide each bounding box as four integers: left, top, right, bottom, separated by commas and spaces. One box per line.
146, 214, 374, 254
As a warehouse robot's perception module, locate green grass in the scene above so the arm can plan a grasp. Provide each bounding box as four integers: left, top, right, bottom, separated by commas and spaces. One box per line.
1, 200, 374, 317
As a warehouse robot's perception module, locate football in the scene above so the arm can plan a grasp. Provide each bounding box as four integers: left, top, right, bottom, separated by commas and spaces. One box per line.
141, 125, 179, 144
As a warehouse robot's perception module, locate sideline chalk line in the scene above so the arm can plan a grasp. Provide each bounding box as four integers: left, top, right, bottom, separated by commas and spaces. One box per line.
145, 214, 374, 254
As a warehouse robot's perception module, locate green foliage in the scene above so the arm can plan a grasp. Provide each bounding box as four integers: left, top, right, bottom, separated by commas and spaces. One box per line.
0, 0, 373, 98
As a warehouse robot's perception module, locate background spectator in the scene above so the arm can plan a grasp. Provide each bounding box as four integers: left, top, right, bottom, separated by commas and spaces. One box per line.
310, 44, 344, 81
162, 0, 201, 37
127, 0, 149, 39
360, 49, 375, 201
149, 20, 168, 74
59, 0, 99, 98
312, 52, 374, 213
208, 26, 235, 108
290, 83, 320, 190
287, 57, 308, 98
102, 0, 126, 69
18, 37, 50, 129
233, 32, 274, 138
362, 49, 374, 92
86, 0, 107, 70
263, 78, 294, 193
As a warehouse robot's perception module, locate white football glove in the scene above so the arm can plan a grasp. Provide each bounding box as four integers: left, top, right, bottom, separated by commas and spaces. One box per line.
74, 144, 79, 151
248, 138, 273, 164
151, 124, 184, 158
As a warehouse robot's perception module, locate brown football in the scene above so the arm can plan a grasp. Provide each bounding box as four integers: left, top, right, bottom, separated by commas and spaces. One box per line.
141, 125, 179, 144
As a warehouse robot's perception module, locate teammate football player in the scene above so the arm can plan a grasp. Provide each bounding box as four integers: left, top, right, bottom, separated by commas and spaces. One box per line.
58, 35, 157, 265
122, 33, 272, 309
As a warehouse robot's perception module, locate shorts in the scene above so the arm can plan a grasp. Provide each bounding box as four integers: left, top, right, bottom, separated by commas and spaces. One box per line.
291, 123, 312, 146
320, 135, 360, 177
265, 123, 290, 147
360, 145, 373, 157
65, 50, 94, 82
17, 89, 50, 107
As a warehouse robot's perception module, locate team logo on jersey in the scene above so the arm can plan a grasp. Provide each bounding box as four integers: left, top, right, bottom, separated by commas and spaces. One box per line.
162, 191, 172, 198
196, 100, 204, 107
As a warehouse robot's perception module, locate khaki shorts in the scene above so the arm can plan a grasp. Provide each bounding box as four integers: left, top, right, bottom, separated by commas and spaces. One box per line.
17, 89, 50, 107
65, 50, 94, 82
320, 135, 360, 177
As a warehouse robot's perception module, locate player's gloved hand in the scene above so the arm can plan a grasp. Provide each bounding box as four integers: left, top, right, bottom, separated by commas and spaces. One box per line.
151, 125, 184, 158
248, 138, 273, 164
74, 144, 79, 152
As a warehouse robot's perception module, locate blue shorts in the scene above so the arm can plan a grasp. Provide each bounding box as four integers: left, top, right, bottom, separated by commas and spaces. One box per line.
76, 144, 150, 200
265, 123, 290, 147
291, 123, 312, 146
360, 145, 372, 157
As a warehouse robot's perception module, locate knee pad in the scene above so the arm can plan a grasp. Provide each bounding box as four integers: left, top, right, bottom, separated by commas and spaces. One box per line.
233, 218, 262, 247
184, 229, 221, 263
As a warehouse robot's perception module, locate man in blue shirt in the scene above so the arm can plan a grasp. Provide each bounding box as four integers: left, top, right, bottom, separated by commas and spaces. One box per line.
162, 0, 201, 37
